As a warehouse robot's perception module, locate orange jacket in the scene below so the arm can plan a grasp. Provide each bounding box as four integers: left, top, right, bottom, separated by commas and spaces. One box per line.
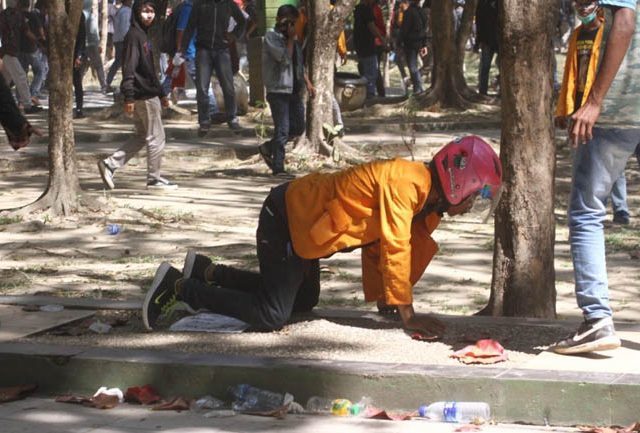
556, 19, 604, 117
285, 159, 441, 305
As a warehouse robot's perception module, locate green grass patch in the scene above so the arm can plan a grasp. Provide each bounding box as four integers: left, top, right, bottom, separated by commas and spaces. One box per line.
0, 215, 23, 225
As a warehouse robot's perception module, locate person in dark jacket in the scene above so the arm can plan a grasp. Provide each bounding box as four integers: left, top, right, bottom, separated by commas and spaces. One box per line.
180, 0, 246, 135
400, 0, 428, 94
475, 0, 499, 96
73, 12, 87, 118
97, 0, 177, 190
0, 62, 39, 150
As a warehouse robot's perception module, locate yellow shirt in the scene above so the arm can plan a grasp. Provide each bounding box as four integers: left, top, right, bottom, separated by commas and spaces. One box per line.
285, 159, 441, 305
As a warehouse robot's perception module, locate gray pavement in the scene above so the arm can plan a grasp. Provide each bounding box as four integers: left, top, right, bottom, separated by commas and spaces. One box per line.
0, 397, 580, 433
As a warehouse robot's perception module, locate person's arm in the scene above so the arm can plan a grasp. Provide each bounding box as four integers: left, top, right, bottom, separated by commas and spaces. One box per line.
264, 29, 293, 66
570, 5, 636, 146
229, 2, 247, 41
120, 33, 139, 108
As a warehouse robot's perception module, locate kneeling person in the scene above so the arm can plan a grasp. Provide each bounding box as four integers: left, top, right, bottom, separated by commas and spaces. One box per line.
143, 136, 502, 336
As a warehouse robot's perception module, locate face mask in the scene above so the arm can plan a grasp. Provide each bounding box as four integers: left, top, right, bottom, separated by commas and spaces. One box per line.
578, 10, 598, 25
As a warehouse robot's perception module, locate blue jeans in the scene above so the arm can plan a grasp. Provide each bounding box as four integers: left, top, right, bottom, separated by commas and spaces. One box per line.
608, 175, 629, 216
479, 42, 497, 95
19, 49, 47, 98
161, 58, 218, 116
265, 92, 305, 173
569, 127, 640, 321
106, 41, 124, 87
404, 47, 424, 94
357, 55, 378, 98
195, 47, 237, 126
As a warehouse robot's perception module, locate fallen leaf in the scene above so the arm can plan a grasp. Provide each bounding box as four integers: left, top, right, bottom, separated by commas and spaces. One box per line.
125, 385, 162, 405
364, 407, 413, 421
152, 397, 191, 411
90, 393, 119, 409
0, 384, 37, 403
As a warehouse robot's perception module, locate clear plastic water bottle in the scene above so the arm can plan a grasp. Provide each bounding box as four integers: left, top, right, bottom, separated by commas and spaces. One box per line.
418, 401, 490, 423
305, 396, 334, 414
228, 384, 285, 412
349, 397, 372, 416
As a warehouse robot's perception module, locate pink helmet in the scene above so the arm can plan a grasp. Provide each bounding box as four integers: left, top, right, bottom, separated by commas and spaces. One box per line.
432, 135, 502, 206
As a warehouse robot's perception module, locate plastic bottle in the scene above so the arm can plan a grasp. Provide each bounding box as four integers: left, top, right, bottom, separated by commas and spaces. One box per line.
228, 384, 286, 412
349, 397, 372, 416
418, 402, 490, 423
305, 396, 334, 414
330, 399, 352, 416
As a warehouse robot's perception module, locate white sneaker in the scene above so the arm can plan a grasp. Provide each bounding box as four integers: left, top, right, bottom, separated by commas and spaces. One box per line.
98, 160, 115, 190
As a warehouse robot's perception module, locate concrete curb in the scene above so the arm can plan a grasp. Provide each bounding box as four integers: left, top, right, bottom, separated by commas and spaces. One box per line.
1, 341, 638, 426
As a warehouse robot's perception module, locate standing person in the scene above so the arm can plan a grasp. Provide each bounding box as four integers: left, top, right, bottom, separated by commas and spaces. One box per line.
142, 136, 503, 333
552, 0, 640, 355
105, 0, 132, 89
400, 0, 428, 95
73, 12, 87, 119
392, 0, 411, 94
163, 0, 219, 120
257, 5, 314, 176
555, 3, 632, 227
0, 0, 40, 114
372, 0, 387, 97
180, 0, 247, 136
82, 0, 109, 93
353, 0, 387, 99
106, 0, 119, 60
97, 0, 177, 190
17, 0, 46, 106
475, 0, 499, 96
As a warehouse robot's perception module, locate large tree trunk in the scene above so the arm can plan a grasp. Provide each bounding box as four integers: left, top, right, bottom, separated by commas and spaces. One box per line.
481, 0, 557, 318
296, 0, 356, 155
420, 0, 478, 109
19, 1, 84, 216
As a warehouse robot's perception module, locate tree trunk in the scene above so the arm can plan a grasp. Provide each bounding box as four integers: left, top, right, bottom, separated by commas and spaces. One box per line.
20, 1, 84, 216
481, 0, 557, 318
420, 0, 477, 109
100, 0, 109, 63
297, 0, 357, 155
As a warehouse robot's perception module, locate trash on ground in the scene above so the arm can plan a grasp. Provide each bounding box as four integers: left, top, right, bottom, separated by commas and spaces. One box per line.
410, 330, 440, 341
364, 407, 414, 421
152, 396, 191, 411
454, 425, 483, 432
418, 401, 490, 423
89, 320, 112, 334
169, 312, 250, 333
93, 387, 124, 403
106, 223, 122, 235
190, 395, 225, 412
450, 339, 508, 364
203, 409, 237, 418
39, 304, 64, 312
579, 422, 640, 433
125, 385, 162, 405
0, 384, 37, 403
228, 384, 293, 418
56, 392, 119, 410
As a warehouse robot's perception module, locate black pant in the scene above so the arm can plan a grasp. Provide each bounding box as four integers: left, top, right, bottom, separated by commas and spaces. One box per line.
73, 66, 83, 111
181, 183, 320, 331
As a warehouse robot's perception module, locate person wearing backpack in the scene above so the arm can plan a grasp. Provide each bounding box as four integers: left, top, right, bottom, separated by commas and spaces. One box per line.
106, 0, 132, 89
400, 0, 428, 95
178, 0, 246, 136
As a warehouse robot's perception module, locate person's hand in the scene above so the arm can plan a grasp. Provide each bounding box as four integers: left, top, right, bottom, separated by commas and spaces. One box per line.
74, 57, 82, 69
124, 102, 134, 114
7, 122, 42, 151
419, 46, 428, 57
306, 82, 316, 98
397, 304, 446, 338
224, 32, 237, 44
172, 52, 185, 67
160, 96, 170, 108
569, 97, 602, 147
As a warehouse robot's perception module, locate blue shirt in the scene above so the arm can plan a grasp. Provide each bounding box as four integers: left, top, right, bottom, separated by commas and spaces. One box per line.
177, 1, 196, 60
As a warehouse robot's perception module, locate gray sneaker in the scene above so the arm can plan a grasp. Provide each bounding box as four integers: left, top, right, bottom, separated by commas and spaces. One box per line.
98, 160, 115, 190
147, 177, 178, 190
552, 317, 622, 355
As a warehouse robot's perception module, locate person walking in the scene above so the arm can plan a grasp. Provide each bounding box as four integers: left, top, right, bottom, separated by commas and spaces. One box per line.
400, 0, 428, 95
475, 0, 499, 96
105, 0, 132, 89
82, 0, 109, 93
17, 0, 47, 105
353, 0, 387, 99
73, 11, 87, 118
97, 0, 177, 191
180, 0, 247, 136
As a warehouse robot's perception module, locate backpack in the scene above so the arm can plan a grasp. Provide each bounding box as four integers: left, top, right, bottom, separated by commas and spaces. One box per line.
159, 2, 185, 56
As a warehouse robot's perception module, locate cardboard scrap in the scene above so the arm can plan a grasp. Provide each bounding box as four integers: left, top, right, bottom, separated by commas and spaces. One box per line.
451, 339, 509, 365
0, 384, 37, 403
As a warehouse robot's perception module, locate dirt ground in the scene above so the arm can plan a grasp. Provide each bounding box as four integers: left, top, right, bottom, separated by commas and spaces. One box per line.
0, 93, 638, 366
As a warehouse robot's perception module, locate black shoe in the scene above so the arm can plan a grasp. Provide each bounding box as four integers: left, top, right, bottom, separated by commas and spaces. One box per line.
74, 109, 85, 119
228, 120, 243, 133
142, 262, 183, 330
198, 123, 210, 138
272, 169, 292, 178
552, 317, 621, 355
182, 250, 213, 283
258, 143, 274, 170
613, 211, 630, 225
24, 105, 43, 114
147, 177, 178, 190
